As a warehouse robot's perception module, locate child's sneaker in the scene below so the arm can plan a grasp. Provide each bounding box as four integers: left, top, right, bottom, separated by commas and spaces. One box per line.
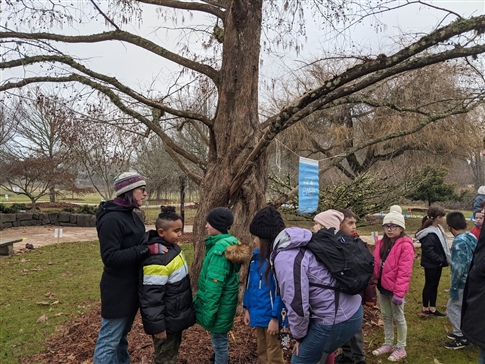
388, 347, 407, 361
444, 337, 470, 349
446, 332, 460, 340
372, 344, 394, 356
429, 310, 446, 317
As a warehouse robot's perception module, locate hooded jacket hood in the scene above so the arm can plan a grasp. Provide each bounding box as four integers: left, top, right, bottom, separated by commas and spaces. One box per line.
96, 200, 134, 225
272, 227, 312, 252
225, 244, 250, 264
416, 225, 451, 265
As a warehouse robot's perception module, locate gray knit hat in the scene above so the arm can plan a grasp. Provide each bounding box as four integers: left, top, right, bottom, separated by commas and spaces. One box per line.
113, 172, 146, 197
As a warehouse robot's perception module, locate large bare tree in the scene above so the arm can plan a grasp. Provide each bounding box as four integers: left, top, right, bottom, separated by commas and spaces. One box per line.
2, 1, 485, 283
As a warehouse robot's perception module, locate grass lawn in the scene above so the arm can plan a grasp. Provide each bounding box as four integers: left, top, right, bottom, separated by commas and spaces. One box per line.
0, 215, 481, 363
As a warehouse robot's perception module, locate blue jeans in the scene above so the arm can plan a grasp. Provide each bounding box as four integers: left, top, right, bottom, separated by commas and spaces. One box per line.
292, 305, 363, 364
93, 314, 136, 364
210, 332, 228, 364
479, 348, 485, 364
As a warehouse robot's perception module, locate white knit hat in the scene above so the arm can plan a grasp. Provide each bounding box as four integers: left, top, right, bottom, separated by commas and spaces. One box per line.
383, 205, 405, 229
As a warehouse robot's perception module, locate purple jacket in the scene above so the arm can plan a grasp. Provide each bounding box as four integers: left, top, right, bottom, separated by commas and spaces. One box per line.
270, 227, 362, 340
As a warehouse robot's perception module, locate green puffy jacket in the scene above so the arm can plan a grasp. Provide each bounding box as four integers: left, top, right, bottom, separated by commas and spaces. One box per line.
194, 233, 249, 333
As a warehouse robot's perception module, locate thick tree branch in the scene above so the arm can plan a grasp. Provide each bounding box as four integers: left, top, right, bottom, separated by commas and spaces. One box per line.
0, 55, 213, 126
0, 74, 206, 169
137, 0, 225, 20
270, 104, 479, 207
164, 145, 204, 184
0, 30, 220, 82
230, 16, 485, 195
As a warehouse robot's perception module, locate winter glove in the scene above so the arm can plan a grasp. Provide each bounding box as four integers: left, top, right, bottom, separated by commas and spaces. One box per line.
149, 243, 167, 255
392, 294, 404, 306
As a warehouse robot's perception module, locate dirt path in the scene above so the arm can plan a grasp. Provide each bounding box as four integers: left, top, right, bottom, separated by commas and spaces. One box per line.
0, 225, 195, 253
0, 226, 99, 252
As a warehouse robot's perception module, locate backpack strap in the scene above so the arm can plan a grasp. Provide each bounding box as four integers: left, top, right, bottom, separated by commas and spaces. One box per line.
308, 281, 339, 324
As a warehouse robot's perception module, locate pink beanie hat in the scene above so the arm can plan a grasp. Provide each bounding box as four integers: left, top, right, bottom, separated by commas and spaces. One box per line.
313, 209, 344, 230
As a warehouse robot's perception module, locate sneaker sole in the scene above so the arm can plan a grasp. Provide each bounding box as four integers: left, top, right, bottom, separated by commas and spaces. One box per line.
446, 334, 458, 340
444, 344, 469, 350
388, 356, 407, 362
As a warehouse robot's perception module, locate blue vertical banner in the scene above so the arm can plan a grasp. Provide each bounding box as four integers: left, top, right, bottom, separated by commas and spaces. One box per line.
298, 157, 319, 214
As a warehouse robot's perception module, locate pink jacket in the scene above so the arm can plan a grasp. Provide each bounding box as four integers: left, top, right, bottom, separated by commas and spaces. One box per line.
374, 236, 414, 298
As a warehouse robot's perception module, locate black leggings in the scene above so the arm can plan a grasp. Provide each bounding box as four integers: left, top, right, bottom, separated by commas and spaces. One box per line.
422, 267, 443, 307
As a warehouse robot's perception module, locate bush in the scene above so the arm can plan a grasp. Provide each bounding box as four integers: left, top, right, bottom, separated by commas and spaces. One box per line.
0, 203, 27, 213
76, 205, 97, 215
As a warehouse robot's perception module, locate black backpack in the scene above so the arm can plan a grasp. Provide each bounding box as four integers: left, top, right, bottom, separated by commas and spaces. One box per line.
306, 227, 374, 295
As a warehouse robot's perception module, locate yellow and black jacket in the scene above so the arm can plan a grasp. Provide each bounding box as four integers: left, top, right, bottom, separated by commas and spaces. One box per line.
139, 230, 195, 335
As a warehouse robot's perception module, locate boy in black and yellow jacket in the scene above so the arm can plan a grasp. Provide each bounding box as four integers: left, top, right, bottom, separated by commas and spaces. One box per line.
139, 206, 195, 364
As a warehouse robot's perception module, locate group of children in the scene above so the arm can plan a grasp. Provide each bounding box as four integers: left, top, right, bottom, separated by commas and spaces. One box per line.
135, 203, 483, 364
135, 205, 377, 364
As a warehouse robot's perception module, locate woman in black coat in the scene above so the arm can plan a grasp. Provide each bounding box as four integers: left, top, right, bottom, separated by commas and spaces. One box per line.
93, 172, 150, 364
462, 226, 485, 364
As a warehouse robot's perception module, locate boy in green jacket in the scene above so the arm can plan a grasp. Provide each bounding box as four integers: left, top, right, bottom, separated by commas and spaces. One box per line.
193, 207, 249, 364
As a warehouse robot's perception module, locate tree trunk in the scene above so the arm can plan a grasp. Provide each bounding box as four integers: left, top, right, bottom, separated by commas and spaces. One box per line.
190, 0, 265, 294
49, 186, 56, 202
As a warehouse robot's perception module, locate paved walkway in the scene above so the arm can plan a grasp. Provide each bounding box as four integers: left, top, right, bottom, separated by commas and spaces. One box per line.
0, 225, 193, 253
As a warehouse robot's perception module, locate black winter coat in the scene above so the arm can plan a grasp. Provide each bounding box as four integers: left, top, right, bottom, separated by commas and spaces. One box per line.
461, 232, 485, 350
139, 230, 195, 335
96, 201, 149, 319
419, 232, 449, 269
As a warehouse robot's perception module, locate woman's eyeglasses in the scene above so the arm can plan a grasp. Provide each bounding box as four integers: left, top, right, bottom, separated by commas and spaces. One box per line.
382, 224, 399, 231
139, 187, 147, 193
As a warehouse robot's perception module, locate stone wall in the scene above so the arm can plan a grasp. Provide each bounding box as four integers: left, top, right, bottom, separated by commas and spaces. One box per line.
0, 212, 96, 230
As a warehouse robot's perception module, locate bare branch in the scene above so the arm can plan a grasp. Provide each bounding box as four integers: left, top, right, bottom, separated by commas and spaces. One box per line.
271, 105, 480, 207
0, 55, 213, 126
137, 0, 225, 20
229, 15, 485, 195
89, 0, 121, 30
0, 30, 220, 82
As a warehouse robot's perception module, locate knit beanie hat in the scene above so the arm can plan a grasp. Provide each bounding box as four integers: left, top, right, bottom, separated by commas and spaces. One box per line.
113, 172, 146, 197
206, 207, 234, 234
313, 209, 344, 230
249, 206, 286, 240
383, 205, 405, 229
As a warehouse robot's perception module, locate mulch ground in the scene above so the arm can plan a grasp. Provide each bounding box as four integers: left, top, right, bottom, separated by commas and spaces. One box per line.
20, 232, 382, 364
22, 305, 381, 364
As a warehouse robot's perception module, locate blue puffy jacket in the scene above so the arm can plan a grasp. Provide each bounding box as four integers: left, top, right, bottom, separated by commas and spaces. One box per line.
243, 248, 287, 328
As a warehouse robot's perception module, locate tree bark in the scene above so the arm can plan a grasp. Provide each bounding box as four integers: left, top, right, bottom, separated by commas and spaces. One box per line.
190, 0, 265, 292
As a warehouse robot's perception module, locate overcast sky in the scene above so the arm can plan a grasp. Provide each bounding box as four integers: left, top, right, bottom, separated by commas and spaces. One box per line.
1, 1, 484, 100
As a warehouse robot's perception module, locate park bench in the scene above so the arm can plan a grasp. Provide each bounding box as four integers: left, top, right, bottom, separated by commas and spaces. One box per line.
0, 238, 23, 255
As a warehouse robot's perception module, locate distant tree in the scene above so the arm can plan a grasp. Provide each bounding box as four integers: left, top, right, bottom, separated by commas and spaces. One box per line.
67, 105, 142, 201
0, 102, 18, 149
1, 156, 74, 209
4, 88, 80, 202
405, 166, 458, 206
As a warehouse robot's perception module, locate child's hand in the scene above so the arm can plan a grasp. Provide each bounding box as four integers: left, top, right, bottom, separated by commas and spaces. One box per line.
267, 318, 279, 335
154, 330, 167, 339
243, 309, 250, 326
